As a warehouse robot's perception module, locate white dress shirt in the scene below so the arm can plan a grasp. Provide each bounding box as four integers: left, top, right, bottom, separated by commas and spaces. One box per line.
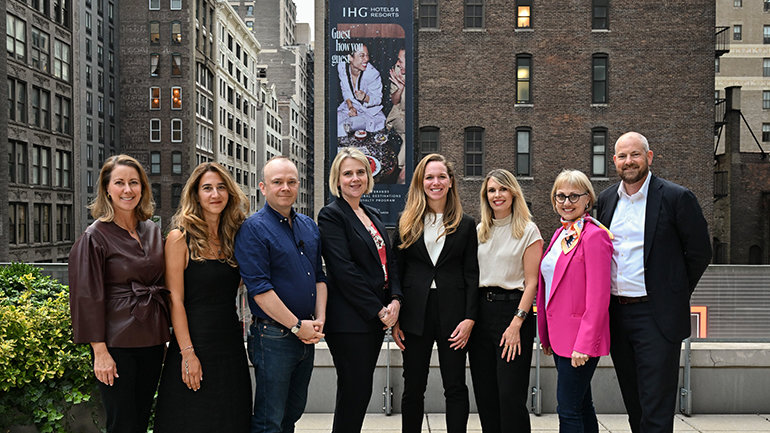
540, 229, 569, 308
609, 172, 652, 297
423, 213, 445, 289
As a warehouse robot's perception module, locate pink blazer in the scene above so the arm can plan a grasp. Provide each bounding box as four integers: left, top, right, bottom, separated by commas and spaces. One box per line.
536, 221, 613, 358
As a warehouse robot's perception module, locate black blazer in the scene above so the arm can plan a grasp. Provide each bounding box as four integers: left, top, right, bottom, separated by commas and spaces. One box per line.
596, 174, 712, 342
393, 213, 479, 337
318, 197, 403, 333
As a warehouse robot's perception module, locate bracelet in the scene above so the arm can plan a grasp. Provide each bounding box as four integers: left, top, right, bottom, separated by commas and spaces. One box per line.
180, 345, 194, 354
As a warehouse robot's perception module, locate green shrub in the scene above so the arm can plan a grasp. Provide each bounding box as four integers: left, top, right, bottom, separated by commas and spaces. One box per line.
0, 263, 94, 433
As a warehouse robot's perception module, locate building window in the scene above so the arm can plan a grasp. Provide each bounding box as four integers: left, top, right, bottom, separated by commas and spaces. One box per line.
149, 0, 160, 10
6, 14, 26, 62
150, 87, 160, 109
54, 96, 71, 134
171, 87, 182, 109
86, 119, 93, 140
33, 204, 51, 243
31, 27, 50, 73
764, 90, 770, 109
763, 123, 770, 141
55, 150, 71, 188
765, 26, 770, 44
150, 151, 161, 174
171, 53, 182, 76
32, 86, 51, 129
150, 21, 160, 43
171, 119, 183, 142
53, 40, 70, 82
765, 0, 770, 12
764, 59, 770, 77
715, 57, 720, 74
8, 78, 27, 124
464, 0, 484, 29
56, 204, 72, 241
171, 184, 183, 209
10, 203, 28, 245
516, 128, 531, 176
592, 0, 608, 29
171, 0, 181, 10
9, 140, 28, 184
31, 145, 51, 185
592, 54, 608, 104
152, 183, 161, 207
733, 25, 742, 41
516, 0, 531, 29
591, 128, 607, 176
516, 54, 532, 104
735, 0, 742, 6
464, 127, 484, 177
150, 119, 161, 142
150, 53, 160, 76
172, 152, 182, 174
171, 21, 182, 43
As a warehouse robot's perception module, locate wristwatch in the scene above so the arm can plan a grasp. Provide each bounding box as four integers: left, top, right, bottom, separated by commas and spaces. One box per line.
290, 320, 302, 334
514, 309, 528, 320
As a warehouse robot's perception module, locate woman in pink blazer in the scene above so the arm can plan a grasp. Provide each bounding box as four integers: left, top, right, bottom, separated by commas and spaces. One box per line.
536, 170, 613, 433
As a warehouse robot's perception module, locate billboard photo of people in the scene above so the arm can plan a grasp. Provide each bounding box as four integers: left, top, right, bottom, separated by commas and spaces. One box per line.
327, 1, 413, 225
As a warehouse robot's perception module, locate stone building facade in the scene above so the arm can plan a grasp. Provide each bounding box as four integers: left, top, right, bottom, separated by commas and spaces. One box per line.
4, 0, 76, 262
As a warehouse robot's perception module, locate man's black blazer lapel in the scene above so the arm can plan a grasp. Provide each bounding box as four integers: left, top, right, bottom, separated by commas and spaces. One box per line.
644, 175, 663, 265
599, 185, 620, 227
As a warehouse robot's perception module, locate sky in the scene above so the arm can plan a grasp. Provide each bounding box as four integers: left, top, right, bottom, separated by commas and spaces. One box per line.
295, 0, 315, 40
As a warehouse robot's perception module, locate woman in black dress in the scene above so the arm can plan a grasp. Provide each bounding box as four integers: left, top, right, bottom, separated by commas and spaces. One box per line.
69, 155, 169, 433
154, 162, 251, 432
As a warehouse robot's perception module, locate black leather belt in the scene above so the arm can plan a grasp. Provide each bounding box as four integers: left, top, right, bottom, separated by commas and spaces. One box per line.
612, 295, 649, 305
253, 316, 286, 329
482, 289, 522, 302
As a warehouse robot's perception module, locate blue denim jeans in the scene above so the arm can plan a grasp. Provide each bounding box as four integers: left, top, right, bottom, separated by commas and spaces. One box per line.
553, 353, 600, 433
248, 321, 315, 433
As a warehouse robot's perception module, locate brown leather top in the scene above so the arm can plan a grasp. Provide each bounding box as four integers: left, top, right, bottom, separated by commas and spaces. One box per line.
68, 219, 170, 348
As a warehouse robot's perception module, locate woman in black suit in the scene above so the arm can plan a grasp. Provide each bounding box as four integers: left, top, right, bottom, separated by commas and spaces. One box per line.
318, 147, 403, 433
392, 153, 479, 433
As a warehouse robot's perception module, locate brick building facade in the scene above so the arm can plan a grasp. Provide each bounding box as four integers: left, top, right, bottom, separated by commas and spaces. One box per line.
415, 0, 715, 231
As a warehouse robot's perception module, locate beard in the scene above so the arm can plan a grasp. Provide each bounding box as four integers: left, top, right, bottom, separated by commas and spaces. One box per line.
618, 162, 649, 184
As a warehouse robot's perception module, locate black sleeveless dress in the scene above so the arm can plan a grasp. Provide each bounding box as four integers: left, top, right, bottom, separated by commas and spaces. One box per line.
154, 258, 251, 432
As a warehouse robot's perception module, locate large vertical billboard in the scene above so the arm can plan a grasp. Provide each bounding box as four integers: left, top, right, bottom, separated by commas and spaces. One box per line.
327, 1, 414, 226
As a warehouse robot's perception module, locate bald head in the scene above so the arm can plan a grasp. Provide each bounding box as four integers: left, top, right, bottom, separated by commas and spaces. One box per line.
614, 131, 650, 154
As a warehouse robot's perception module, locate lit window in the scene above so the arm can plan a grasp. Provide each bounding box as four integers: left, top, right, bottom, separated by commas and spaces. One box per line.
516, 0, 531, 28
516, 54, 531, 104
171, 21, 182, 43
150, 87, 161, 110
171, 87, 182, 109
150, 21, 160, 43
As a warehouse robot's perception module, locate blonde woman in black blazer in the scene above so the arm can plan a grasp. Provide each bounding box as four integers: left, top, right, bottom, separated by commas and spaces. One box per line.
392, 153, 479, 433
318, 148, 403, 433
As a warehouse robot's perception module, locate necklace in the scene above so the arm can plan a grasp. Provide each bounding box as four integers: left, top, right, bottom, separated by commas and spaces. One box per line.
208, 237, 222, 258
115, 220, 137, 236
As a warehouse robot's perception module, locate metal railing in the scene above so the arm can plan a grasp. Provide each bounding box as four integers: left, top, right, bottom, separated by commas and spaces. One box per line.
716, 26, 731, 57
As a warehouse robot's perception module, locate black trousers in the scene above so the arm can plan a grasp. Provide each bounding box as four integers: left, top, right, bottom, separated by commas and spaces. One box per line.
96, 345, 165, 433
401, 290, 469, 433
325, 330, 385, 433
469, 290, 535, 433
609, 301, 682, 433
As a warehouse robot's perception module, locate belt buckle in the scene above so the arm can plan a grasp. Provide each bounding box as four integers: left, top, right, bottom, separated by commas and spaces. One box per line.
485, 292, 494, 302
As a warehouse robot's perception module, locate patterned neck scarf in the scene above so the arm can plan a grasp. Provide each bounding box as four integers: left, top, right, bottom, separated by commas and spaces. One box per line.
560, 214, 614, 254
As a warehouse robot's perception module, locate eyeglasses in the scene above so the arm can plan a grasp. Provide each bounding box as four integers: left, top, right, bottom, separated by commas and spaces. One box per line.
554, 193, 588, 204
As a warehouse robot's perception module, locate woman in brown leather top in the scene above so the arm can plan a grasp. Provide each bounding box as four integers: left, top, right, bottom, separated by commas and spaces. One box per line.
69, 154, 169, 433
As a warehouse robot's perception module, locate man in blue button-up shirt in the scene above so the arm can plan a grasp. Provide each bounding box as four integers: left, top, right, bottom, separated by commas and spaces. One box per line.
235, 156, 327, 433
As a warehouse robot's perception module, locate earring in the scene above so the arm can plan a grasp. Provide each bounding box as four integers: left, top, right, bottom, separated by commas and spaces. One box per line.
107, 194, 112, 200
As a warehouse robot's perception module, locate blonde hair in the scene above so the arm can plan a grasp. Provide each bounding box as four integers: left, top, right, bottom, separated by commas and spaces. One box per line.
398, 154, 463, 249
171, 162, 248, 267
328, 148, 374, 197
549, 169, 597, 212
478, 169, 532, 243
89, 154, 154, 221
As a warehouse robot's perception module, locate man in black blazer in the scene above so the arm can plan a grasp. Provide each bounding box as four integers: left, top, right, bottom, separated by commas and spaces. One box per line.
596, 132, 711, 433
